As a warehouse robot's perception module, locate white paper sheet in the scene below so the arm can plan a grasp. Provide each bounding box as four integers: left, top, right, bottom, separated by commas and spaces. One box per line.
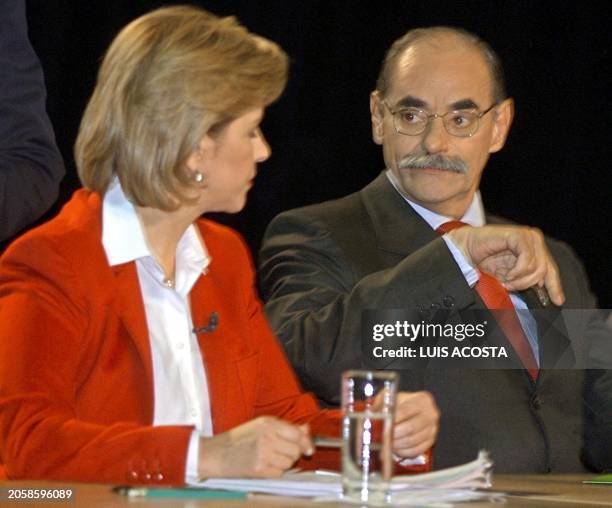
190, 450, 495, 503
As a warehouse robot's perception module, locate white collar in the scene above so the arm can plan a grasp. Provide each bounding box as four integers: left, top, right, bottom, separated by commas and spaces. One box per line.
385, 169, 486, 230
101, 180, 210, 273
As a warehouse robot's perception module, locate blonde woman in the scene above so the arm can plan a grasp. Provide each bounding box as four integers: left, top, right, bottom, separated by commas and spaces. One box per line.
0, 5, 438, 484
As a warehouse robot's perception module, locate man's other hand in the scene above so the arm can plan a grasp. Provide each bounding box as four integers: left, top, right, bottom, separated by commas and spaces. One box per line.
393, 391, 439, 458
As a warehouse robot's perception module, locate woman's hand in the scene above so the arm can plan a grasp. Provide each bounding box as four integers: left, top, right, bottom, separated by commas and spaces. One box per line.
392, 391, 440, 458
197, 416, 314, 478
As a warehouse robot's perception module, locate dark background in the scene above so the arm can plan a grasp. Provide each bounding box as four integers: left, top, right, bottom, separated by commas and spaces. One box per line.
24, 0, 611, 307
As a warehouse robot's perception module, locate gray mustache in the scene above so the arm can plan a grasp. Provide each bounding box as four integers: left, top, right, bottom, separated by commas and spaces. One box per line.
398, 153, 468, 174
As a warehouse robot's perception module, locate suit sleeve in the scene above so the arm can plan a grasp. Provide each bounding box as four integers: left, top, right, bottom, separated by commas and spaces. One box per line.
259, 210, 474, 406
0, 236, 192, 484
0, 0, 65, 241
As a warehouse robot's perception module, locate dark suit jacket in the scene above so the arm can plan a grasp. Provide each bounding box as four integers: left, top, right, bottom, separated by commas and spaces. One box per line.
259, 171, 612, 473
0, 190, 341, 483
0, 0, 64, 242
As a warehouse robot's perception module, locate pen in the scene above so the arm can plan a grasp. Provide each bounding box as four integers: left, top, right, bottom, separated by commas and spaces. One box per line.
113, 486, 248, 499
313, 435, 342, 448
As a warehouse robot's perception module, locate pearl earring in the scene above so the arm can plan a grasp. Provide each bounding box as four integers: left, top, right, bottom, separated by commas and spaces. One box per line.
193, 171, 204, 183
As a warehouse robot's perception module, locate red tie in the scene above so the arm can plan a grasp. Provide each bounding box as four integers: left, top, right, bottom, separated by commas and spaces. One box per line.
437, 220, 539, 381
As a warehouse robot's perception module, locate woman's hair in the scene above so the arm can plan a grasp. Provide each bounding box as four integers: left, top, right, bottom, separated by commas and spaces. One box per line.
75, 5, 288, 210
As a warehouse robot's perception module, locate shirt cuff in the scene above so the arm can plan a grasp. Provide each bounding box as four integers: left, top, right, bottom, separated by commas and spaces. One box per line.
184, 430, 202, 483
442, 234, 479, 287
393, 452, 428, 466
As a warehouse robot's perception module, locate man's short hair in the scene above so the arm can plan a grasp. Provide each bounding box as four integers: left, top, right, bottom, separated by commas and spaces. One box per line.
75, 5, 288, 210
376, 26, 507, 104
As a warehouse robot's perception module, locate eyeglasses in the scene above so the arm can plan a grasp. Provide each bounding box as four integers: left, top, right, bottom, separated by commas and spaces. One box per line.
382, 100, 497, 138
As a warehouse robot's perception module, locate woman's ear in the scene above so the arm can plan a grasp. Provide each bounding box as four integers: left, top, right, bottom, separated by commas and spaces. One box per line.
186, 134, 216, 172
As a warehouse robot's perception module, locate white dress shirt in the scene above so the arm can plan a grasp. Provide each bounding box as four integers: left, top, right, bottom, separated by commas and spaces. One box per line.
386, 170, 539, 363
102, 181, 211, 482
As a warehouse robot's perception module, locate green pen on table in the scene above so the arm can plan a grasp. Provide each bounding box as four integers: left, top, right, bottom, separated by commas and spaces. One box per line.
582, 473, 612, 485
113, 485, 248, 499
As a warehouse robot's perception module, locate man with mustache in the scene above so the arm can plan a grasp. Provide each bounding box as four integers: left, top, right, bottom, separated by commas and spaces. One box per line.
259, 27, 611, 472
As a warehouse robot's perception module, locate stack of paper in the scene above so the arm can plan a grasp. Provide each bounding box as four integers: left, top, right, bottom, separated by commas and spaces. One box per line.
191, 450, 497, 505
391, 450, 493, 490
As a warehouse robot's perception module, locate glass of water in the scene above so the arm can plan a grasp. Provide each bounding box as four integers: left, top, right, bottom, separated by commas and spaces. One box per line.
341, 369, 398, 504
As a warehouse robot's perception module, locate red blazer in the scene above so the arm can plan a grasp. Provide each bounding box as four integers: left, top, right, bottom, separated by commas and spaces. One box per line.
0, 190, 339, 484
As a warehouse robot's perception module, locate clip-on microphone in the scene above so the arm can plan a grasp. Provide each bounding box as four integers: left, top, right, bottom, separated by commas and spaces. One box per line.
192, 311, 218, 334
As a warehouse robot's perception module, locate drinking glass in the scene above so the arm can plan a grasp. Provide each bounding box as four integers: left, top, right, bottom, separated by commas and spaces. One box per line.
341, 369, 398, 503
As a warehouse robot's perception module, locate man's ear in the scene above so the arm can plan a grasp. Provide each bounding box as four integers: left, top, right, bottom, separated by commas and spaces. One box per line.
370, 91, 384, 145
489, 98, 514, 153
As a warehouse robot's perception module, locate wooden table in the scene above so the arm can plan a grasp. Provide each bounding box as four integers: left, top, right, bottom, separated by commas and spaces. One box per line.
1, 475, 610, 506
491, 475, 611, 506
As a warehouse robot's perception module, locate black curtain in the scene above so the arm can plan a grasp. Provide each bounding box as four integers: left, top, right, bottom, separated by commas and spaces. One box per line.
25, 0, 611, 307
